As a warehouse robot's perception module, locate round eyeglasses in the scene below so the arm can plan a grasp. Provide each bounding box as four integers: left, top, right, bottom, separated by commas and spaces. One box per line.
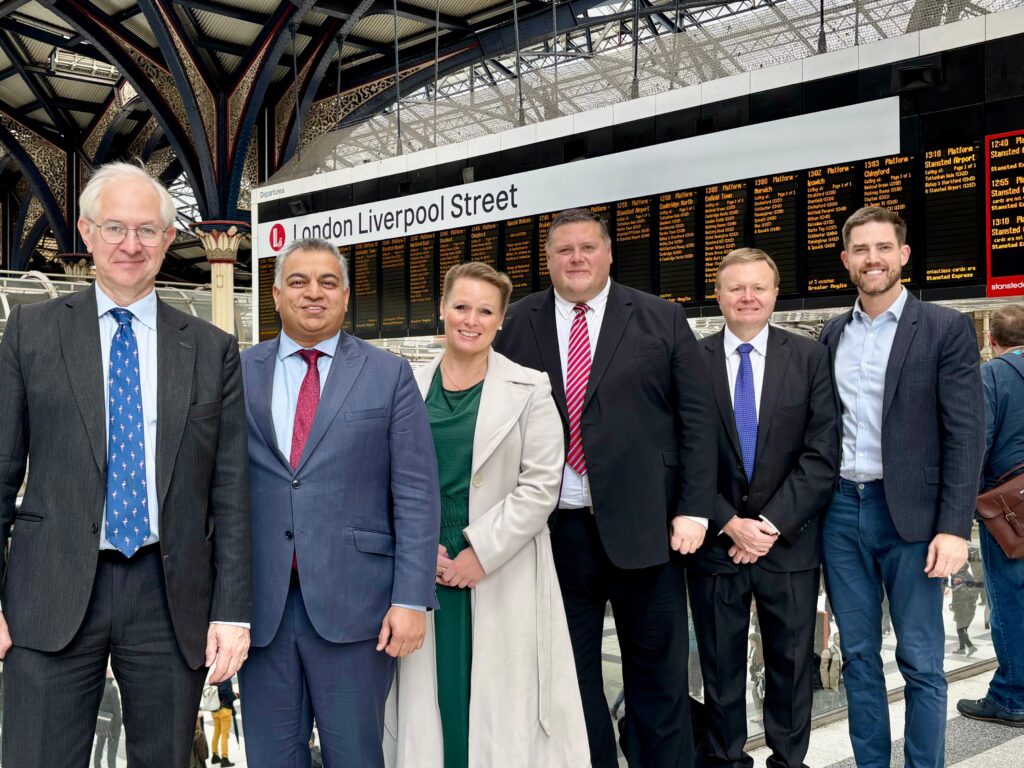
91, 220, 167, 247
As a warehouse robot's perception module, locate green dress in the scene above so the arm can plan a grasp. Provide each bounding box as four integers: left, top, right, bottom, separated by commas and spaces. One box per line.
426, 368, 482, 768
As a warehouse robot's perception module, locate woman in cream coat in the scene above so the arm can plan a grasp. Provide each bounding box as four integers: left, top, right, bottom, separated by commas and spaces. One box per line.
384, 262, 589, 768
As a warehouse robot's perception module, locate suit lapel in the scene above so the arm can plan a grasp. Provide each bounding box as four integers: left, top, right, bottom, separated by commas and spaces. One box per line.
472, 351, 533, 475
882, 294, 919, 423
249, 338, 291, 471
294, 332, 366, 473
155, 299, 195, 512
754, 327, 791, 466
58, 286, 106, 474
703, 332, 743, 464
528, 290, 568, 423
583, 282, 631, 412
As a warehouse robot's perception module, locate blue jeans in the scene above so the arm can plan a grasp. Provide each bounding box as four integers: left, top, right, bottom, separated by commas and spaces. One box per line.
979, 522, 1024, 714
822, 479, 946, 768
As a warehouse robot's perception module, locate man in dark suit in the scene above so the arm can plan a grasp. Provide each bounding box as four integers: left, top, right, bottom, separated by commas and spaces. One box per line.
819, 206, 985, 768
240, 238, 439, 767
690, 248, 838, 768
0, 162, 251, 766
494, 208, 717, 768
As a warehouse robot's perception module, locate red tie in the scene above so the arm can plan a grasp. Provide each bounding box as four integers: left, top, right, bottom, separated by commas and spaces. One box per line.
565, 304, 591, 475
289, 348, 323, 572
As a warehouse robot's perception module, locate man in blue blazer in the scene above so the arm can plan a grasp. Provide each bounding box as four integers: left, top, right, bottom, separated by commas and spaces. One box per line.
819, 207, 985, 768
239, 238, 440, 767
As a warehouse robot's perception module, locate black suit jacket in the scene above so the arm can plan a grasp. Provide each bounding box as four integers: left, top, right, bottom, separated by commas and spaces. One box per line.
692, 326, 838, 574
493, 282, 717, 569
819, 293, 984, 542
0, 285, 251, 668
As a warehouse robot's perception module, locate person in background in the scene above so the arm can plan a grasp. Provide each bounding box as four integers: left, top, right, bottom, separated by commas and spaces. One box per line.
957, 304, 1024, 727
494, 208, 717, 768
949, 564, 979, 657
94, 666, 122, 768
385, 262, 588, 767
819, 206, 985, 767
241, 238, 440, 767
211, 678, 238, 765
191, 715, 209, 768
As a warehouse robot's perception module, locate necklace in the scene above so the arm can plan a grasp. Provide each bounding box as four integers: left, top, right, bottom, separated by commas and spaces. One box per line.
440, 358, 486, 390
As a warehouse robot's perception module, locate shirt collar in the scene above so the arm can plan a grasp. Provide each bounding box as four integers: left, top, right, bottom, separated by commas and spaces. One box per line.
723, 323, 770, 358
277, 330, 340, 362
95, 283, 158, 331
852, 285, 908, 324
553, 278, 611, 320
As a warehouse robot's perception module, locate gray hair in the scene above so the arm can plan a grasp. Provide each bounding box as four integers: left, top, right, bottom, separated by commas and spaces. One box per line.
274, 237, 349, 289
79, 162, 176, 228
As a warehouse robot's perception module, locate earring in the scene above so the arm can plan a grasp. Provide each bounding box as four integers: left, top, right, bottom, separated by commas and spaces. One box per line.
498, 326, 503, 330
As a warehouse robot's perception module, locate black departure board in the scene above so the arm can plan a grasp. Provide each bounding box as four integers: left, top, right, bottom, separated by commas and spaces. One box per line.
987, 131, 1024, 279
924, 145, 979, 283
703, 181, 746, 299
439, 227, 467, 287
257, 256, 281, 341
408, 232, 437, 332
339, 244, 355, 333
614, 198, 653, 293
469, 222, 499, 266
353, 241, 379, 336
863, 154, 914, 284
806, 164, 856, 292
752, 174, 799, 294
658, 190, 698, 304
537, 211, 556, 288
504, 216, 537, 302
380, 237, 408, 335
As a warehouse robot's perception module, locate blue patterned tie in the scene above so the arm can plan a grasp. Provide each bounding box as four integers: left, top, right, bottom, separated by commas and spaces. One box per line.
105, 308, 150, 556
734, 343, 758, 482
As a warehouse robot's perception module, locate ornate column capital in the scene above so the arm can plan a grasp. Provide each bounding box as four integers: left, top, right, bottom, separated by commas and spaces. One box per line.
190, 220, 251, 263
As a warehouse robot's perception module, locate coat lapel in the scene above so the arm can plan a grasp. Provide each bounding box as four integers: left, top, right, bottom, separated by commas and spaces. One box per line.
583, 282, 631, 412
472, 351, 533, 475
58, 286, 106, 474
754, 327, 791, 466
155, 299, 195, 512
882, 293, 919, 423
703, 331, 743, 465
528, 290, 567, 423
293, 332, 366, 473
249, 338, 291, 471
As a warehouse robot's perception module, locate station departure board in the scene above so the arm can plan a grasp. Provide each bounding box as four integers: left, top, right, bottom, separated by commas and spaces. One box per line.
266, 142, 1004, 340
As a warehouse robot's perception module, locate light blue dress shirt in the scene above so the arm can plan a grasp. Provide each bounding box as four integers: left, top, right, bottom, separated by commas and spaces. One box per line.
835, 287, 909, 481
271, 331, 423, 612
96, 286, 159, 550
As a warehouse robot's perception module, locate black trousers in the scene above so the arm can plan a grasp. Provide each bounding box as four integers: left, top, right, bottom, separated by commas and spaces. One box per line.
2, 547, 206, 768
551, 508, 694, 768
687, 564, 819, 768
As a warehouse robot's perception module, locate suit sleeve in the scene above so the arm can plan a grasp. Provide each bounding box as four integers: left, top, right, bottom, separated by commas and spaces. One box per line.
935, 313, 985, 539
208, 339, 253, 623
463, 377, 563, 574
0, 305, 29, 592
759, 344, 840, 542
388, 360, 441, 609
670, 303, 718, 520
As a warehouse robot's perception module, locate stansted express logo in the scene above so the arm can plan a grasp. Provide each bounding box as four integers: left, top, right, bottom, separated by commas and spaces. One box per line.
270, 223, 286, 252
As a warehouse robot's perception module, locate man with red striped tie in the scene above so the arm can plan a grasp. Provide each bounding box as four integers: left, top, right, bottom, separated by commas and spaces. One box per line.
494, 208, 718, 768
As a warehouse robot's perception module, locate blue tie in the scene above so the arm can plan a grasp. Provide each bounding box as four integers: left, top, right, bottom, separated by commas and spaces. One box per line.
105, 308, 150, 556
734, 343, 757, 482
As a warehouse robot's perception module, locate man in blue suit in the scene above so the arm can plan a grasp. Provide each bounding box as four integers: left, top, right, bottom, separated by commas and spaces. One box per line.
240, 237, 440, 767
819, 207, 985, 768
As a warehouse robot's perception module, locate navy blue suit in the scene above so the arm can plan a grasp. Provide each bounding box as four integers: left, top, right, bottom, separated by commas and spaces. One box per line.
239, 331, 440, 768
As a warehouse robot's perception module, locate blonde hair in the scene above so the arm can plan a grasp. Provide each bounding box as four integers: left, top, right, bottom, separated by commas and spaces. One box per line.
442, 261, 513, 313
715, 247, 780, 291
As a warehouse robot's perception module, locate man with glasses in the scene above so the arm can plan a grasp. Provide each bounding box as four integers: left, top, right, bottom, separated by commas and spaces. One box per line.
0, 162, 251, 766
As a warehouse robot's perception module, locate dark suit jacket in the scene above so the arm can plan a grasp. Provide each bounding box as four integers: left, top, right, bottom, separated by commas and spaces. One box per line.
692, 326, 838, 574
242, 332, 440, 648
493, 282, 718, 570
0, 285, 251, 668
819, 293, 984, 541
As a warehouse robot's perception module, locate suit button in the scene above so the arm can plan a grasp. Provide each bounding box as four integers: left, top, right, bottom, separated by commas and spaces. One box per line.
291, 478, 301, 489
285, 530, 294, 540
736, 463, 743, 471
472, 474, 482, 488
742, 495, 748, 502
91, 523, 99, 534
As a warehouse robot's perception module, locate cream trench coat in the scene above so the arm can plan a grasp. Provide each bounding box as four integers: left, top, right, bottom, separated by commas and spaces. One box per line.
383, 349, 590, 768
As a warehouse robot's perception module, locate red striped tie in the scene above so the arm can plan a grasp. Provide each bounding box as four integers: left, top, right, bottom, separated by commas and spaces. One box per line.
566, 304, 591, 475
290, 348, 323, 572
